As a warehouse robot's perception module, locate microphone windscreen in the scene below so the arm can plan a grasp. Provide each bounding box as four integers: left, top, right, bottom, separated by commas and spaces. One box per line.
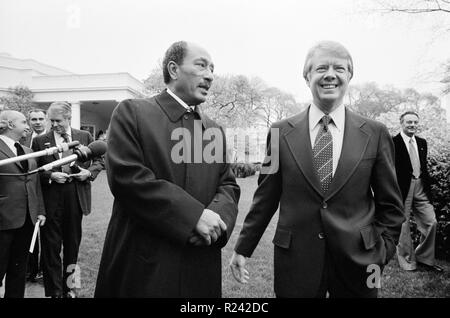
87, 140, 107, 157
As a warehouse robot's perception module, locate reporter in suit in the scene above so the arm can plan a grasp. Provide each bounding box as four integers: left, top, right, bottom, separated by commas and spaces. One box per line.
32, 102, 104, 298
0, 110, 46, 298
393, 111, 443, 272
95, 41, 240, 297
21, 108, 47, 282
230, 41, 405, 298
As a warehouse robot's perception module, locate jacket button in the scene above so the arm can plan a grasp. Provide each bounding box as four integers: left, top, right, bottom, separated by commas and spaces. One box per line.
318, 233, 325, 239
322, 201, 328, 209
183, 115, 189, 120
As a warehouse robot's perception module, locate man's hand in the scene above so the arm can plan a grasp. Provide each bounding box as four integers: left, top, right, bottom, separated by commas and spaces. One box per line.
70, 167, 91, 182
37, 215, 46, 226
188, 233, 209, 246
229, 251, 249, 284
194, 209, 227, 246
50, 172, 70, 183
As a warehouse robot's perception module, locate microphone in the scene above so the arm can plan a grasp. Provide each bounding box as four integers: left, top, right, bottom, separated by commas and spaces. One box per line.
0, 141, 80, 167
37, 140, 107, 172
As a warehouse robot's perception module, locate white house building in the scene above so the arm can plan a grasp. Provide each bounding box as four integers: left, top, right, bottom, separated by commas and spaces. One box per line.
0, 52, 145, 137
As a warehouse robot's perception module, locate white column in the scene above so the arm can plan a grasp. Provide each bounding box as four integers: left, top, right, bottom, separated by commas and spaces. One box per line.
70, 101, 81, 129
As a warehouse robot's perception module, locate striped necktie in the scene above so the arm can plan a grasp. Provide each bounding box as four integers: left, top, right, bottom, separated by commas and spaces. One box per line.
313, 115, 333, 193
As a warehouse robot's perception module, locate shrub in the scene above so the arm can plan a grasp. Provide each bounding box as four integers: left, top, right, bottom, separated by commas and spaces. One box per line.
411, 149, 450, 261
230, 162, 257, 178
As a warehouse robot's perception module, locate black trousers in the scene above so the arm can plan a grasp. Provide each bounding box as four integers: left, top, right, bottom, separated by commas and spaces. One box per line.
41, 182, 83, 297
314, 247, 378, 298
0, 215, 33, 298
27, 232, 41, 277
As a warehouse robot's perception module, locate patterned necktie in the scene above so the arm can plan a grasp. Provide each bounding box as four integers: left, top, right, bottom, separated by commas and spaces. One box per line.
313, 115, 333, 193
409, 138, 421, 178
60, 132, 72, 174
14, 142, 29, 172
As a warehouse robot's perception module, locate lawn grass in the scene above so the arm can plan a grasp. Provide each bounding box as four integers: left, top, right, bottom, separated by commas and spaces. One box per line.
78, 172, 450, 298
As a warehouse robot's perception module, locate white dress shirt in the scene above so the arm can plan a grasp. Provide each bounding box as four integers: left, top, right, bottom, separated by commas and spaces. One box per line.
167, 88, 195, 112
54, 130, 72, 159
309, 103, 345, 176
400, 131, 419, 159
0, 135, 18, 155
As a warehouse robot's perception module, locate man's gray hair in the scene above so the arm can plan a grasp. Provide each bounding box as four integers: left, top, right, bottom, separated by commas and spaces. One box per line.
302, 41, 353, 80
48, 101, 72, 119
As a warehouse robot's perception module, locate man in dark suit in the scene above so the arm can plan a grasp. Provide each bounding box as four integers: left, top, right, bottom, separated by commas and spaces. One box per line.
393, 111, 443, 272
0, 110, 46, 298
21, 108, 47, 283
95, 41, 240, 297
32, 101, 104, 298
230, 41, 405, 298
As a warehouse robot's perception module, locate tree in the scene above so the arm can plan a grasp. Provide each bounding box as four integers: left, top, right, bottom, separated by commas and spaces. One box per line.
441, 60, 450, 94
142, 66, 165, 97
0, 85, 35, 114
375, 87, 449, 154
258, 87, 306, 127
346, 82, 404, 119
375, 0, 450, 14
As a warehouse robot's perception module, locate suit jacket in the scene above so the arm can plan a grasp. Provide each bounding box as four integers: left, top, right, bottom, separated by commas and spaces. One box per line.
95, 90, 240, 297
0, 139, 45, 230
235, 107, 405, 297
31, 129, 104, 216
21, 131, 47, 148
20, 133, 32, 148
393, 133, 432, 202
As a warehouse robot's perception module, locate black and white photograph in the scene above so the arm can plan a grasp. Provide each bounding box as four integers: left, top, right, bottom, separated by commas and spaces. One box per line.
0, 0, 449, 304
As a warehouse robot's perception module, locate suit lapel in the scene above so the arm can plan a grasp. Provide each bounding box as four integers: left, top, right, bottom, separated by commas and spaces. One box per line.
394, 133, 412, 171
325, 109, 370, 200
284, 107, 323, 196
43, 131, 59, 161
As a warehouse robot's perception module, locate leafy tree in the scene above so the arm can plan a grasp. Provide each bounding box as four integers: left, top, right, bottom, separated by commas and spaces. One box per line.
346, 82, 404, 119
0, 85, 35, 114
142, 66, 165, 97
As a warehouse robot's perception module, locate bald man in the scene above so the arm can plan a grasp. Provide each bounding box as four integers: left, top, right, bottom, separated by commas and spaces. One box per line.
0, 110, 46, 298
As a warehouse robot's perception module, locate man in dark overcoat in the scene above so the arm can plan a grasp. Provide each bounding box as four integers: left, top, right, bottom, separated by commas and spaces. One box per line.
95, 41, 240, 297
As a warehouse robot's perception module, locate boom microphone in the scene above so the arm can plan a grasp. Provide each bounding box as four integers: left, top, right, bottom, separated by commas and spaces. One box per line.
0, 141, 80, 167
36, 140, 107, 172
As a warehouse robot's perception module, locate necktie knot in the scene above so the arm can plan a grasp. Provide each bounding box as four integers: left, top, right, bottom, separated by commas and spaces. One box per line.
61, 133, 70, 143
321, 115, 331, 131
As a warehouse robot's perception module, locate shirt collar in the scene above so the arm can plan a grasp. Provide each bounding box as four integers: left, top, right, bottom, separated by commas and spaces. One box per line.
309, 102, 345, 132
32, 130, 46, 139
167, 88, 194, 112
54, 129, 71, 139
0, 135, 18, 153
400, 131, 415, 144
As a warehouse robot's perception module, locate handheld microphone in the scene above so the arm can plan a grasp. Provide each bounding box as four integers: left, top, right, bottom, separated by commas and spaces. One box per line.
0, 141, 80, 167
37, 140, 107, 172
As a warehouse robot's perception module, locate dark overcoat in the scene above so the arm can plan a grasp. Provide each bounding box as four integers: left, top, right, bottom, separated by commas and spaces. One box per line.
95, 90, 240, 297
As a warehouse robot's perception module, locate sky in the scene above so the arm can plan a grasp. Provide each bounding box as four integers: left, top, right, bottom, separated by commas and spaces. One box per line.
1, 0, 449, 119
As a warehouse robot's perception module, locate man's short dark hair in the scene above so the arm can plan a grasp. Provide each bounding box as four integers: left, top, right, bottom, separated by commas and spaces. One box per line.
162, 41, 188, 84
28, 108, 47, 118
400, 111, 419, 122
